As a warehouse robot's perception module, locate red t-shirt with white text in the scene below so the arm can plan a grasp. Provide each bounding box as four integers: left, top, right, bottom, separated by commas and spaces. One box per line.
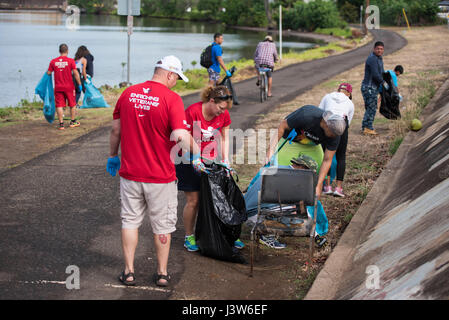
48, 56, 76, 92
185, 102, 231, 160
113, 81, 187, 183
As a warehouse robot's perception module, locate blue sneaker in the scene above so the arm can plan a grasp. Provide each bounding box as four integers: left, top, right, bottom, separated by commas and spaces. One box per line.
184, 235, 199, 252
234, 238, 245, 249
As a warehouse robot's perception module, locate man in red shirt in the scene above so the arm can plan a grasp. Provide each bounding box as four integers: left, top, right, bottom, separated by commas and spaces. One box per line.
107, 55, 205, 287
47, 44, 82, 130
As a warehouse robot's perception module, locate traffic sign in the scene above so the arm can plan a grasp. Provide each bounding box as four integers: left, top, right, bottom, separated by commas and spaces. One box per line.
117, 0, 141, 16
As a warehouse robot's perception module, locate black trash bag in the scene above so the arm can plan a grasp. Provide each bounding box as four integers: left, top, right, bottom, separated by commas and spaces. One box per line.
195, 163, 248, 264
380, 71, 401, 120
218, 66, 240, 105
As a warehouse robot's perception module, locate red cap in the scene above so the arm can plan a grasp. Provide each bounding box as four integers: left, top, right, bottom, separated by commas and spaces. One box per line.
338, 83, 352, 93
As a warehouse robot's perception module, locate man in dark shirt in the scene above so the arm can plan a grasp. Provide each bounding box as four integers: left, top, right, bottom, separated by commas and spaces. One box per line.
267, 105, 346, 198
361, 41, 385, 135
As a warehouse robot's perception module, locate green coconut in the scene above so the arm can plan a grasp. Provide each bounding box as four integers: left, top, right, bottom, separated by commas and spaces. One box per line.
411, 119, 422, 131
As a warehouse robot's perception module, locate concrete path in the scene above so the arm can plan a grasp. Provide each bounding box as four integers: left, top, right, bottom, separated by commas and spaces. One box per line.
0, 29, 406, 299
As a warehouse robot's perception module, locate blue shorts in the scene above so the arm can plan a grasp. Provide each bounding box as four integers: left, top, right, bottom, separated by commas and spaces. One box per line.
175, 163, 201, 192
207, 68, 220, 82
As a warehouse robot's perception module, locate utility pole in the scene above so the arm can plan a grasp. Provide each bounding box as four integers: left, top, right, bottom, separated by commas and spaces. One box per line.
279, 5, 282, 61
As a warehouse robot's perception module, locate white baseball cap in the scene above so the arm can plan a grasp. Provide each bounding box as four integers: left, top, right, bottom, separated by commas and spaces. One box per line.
155, 55, 189, 82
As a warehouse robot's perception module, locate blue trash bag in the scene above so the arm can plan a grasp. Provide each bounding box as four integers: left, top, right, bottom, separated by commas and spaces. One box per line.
80, 80, 110, 109
35, 72, 55, 124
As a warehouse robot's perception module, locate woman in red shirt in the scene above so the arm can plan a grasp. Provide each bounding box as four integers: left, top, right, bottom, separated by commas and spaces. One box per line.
176, 85, 242, 252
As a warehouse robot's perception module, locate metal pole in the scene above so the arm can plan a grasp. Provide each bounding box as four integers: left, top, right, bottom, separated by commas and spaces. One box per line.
360, 5, 363, 30
279, 5, 282, 61
127, 0, 131, 85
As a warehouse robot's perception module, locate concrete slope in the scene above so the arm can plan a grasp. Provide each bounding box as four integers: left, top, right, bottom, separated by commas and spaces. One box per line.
306, 78, 449, 300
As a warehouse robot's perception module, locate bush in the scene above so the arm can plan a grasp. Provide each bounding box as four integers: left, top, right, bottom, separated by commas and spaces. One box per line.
279, 0, 346, 31
221, 0, 267, 27
371, 0, 441, 26
339, 1, 360, 23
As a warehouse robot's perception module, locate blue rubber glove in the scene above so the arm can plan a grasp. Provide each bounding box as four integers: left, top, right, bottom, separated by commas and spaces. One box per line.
78, 84, 83, 92
192, 158, 208, 174
107, 156, 120, 176
226, 70, 232, 77
287, 128, 297, 144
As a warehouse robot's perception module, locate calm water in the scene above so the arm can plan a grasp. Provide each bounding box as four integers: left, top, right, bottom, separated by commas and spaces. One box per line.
0, 11, 317, 108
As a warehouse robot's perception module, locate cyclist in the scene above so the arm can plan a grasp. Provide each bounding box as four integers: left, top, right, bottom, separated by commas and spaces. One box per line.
254, 35, 279, 98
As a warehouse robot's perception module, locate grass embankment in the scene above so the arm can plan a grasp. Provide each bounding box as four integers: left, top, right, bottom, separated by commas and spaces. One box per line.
229, 26, 449, 299
0, 30, 369, 128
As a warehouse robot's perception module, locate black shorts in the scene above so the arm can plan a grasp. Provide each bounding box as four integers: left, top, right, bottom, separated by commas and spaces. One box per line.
175, 163, 201, 192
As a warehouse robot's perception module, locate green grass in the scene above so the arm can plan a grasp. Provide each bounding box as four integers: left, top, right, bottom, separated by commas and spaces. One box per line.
315, 27, 352, 38
389, 136, 404, 155
373, 117, 390, 125
283, 42, 345, 61
343, 212, 354, 223
348, 159, 376, 172
322, 80, 341, 89
356, 185, 370, 204
295, 269, 319, 300
0, 99, 42, 120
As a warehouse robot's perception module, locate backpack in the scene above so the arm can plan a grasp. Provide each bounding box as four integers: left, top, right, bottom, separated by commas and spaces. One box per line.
200, 44, 215, 69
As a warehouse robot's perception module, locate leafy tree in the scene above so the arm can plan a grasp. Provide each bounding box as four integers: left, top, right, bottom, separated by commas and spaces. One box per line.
69, 0, 115, 14
280, 0, 346, 31
339, 1, 359, 23
222, 0, 267, 27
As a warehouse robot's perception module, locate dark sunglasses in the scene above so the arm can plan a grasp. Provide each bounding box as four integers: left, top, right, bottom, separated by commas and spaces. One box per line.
215, 94, 232, 100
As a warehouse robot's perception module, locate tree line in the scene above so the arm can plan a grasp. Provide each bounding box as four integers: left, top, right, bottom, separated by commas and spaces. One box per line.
68, 0, 443, 31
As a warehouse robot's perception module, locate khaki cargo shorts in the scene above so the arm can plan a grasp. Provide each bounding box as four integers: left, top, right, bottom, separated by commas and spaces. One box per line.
120, 177, 178, 234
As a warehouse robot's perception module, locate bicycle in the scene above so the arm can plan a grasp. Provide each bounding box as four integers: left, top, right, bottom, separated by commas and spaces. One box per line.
258, 66, 271, 103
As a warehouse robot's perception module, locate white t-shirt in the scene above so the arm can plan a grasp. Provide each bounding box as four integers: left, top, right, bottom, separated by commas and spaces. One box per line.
318, 92, 354, 125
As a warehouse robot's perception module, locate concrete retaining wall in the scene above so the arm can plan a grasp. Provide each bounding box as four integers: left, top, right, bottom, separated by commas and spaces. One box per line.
305, 78, 449, 300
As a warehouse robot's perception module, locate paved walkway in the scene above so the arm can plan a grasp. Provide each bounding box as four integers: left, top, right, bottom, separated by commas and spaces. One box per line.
0, 29, 406, 299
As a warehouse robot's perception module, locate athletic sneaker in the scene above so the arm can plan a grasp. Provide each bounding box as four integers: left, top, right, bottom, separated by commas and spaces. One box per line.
234, 238, 245, 249
323, 186, 333, 195
315, 235, 327, 248
69, 120, 80, 128
58, 122, 65, 130
184, 235, 199, 252
333, 187, 345, 198
259, 234, 286, 249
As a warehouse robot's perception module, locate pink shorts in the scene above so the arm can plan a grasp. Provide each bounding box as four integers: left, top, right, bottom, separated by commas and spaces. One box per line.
55, 90, 76, 108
